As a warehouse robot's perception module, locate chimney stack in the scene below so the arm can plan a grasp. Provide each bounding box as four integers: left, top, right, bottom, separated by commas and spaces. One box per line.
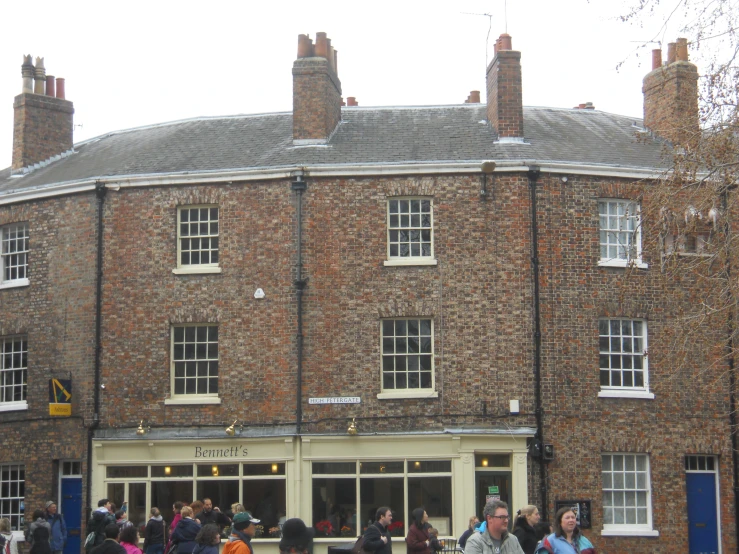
292, 32, 342, 144
486, 33, 524, 141
12, 55, 74, 172
642, 37, 699, 146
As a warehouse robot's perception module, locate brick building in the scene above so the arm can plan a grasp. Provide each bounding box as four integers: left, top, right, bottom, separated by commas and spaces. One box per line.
0, 32, 733, 554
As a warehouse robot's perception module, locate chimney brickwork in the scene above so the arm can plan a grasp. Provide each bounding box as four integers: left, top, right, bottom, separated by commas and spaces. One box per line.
292, 32, 342, 143
642, 37, 699, 146
12, 55, 74, 171
486, 34, 524, 140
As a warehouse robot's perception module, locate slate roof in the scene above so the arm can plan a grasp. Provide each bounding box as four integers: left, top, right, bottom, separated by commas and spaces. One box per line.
0, 104, 669, 197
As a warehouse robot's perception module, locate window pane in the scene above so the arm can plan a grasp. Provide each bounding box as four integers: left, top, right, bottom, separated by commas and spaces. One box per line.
312, 478, 356, 537
151, 465, 193, 478
197, 464, 239, 477
243, 478, 286, 536
244, 463, 285, 476
106, 466, 147, 478
360, 478, 405, 537
360, 462, 404, 474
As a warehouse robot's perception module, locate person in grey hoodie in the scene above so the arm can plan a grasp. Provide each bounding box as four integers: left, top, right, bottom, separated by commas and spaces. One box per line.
144, 508, 166, 554
28, 510, 52, 546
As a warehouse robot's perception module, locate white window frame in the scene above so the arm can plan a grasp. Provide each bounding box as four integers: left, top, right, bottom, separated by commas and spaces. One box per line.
165, 324, 221, 405
384, 197, 437, 267
598, 318, 653, 400
0, 464, 25, 533
0, 223, 30, 289
172, 205, 222, 275
601, 453, 658, 537
378, 318, 438, 400
598, 199, 648, 269
0, 336, 28, 412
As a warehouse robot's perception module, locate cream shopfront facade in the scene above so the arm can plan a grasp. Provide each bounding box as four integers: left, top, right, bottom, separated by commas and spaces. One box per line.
91, 427, 534, 554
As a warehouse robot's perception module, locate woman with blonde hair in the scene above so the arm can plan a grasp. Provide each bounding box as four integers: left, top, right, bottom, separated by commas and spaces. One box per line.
0, 518, 18, 554
512, 505, 540, 554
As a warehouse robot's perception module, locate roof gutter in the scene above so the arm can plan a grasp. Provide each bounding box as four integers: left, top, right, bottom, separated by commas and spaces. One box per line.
0, 161, 676, 207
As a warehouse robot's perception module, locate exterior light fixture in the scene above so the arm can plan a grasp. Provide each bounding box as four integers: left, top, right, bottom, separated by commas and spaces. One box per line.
164, 466, 172, 476
480, 161, 496, 197
225, 420, 241, 436
481, 458, 489, 467
136, 420, 150, 435
212, 465, 219, 476
347, 418, 358, 436
272, 464, 279, 474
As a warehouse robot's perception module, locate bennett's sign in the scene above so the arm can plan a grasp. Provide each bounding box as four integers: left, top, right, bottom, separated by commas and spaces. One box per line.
194, 446, 248, 458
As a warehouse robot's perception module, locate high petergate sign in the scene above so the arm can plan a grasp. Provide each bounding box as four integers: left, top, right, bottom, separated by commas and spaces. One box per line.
49, 378, 72, 416
308, 396, 361, 405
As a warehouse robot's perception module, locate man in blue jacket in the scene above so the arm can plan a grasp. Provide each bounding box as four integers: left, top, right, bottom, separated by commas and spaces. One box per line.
45, 501, 68, 554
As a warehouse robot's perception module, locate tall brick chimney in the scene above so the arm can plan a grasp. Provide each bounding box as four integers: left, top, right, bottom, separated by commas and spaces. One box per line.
486, 34, 524, 141
12, 55, 74, 172
292, 32, 342, 144
642, 38, 699, 146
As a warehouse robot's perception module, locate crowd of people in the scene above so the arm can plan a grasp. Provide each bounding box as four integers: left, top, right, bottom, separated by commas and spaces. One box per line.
357, 500, 595, 554
8, 497, 595, 554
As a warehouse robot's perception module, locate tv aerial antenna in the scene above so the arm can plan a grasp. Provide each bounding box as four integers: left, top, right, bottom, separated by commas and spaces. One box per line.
462, 1, 507, 68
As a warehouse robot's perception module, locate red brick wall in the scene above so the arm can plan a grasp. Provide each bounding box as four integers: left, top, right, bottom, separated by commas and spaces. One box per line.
0, 194, 97, 530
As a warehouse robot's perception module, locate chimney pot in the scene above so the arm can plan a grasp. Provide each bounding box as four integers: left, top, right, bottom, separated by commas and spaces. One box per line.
297, 34, 314, 58
56, 77, 66, 99
315, 32, 328, 58
21, 55, 34, 93
46, 75, 56, 97
498, 33, 512, 51
34, 56, 46, 95
676, 37, 689, 61
667, 42, 677, 64
347, 97, 357, 106
469, 90, 480, 103
652, 49, 662, 70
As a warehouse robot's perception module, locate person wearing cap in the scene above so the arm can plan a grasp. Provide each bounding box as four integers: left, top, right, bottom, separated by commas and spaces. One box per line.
278, 518, 314, 554
45, 501, 67, 554
223, 512, 260, 554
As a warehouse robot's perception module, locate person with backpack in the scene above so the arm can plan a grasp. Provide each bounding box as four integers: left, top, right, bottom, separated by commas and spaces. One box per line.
0, 518, 18, 554
87, 499, 117, 552
45, 502, 67, 554
28, 510, 51, 547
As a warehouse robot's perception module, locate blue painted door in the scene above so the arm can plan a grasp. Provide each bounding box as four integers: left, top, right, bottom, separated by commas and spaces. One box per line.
686, 472, 719, 554
61, 478, 82, 554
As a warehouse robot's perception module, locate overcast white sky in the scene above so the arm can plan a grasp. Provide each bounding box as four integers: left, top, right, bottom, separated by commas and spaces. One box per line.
0, 0, 719, 169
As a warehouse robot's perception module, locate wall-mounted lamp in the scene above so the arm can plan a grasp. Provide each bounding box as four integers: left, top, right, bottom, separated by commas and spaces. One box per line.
272, 464, 279, 474
481, 458, 489, 467
414, 461, 421, 468
212, 465, 219, 476
480, 161, 497, 197
136, 420, 150, 436
347, 418, 358, 436
164, 466, 172, 476
225, 420, 242, 436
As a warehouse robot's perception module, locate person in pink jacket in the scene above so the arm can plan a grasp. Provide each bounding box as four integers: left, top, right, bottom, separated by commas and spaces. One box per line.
119, 526, 143, 554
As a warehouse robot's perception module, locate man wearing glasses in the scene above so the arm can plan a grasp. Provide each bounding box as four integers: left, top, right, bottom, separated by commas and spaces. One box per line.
464, 500, 524, 554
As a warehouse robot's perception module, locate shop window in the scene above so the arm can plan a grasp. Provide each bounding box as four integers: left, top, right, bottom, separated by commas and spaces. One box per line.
311, 460, 451, 539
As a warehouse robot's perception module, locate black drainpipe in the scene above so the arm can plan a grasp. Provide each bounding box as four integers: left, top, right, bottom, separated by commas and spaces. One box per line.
292, 173, 307, 435
720, 188, 739, 553
527, 167, 547, 520
87, 182, 105, 515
